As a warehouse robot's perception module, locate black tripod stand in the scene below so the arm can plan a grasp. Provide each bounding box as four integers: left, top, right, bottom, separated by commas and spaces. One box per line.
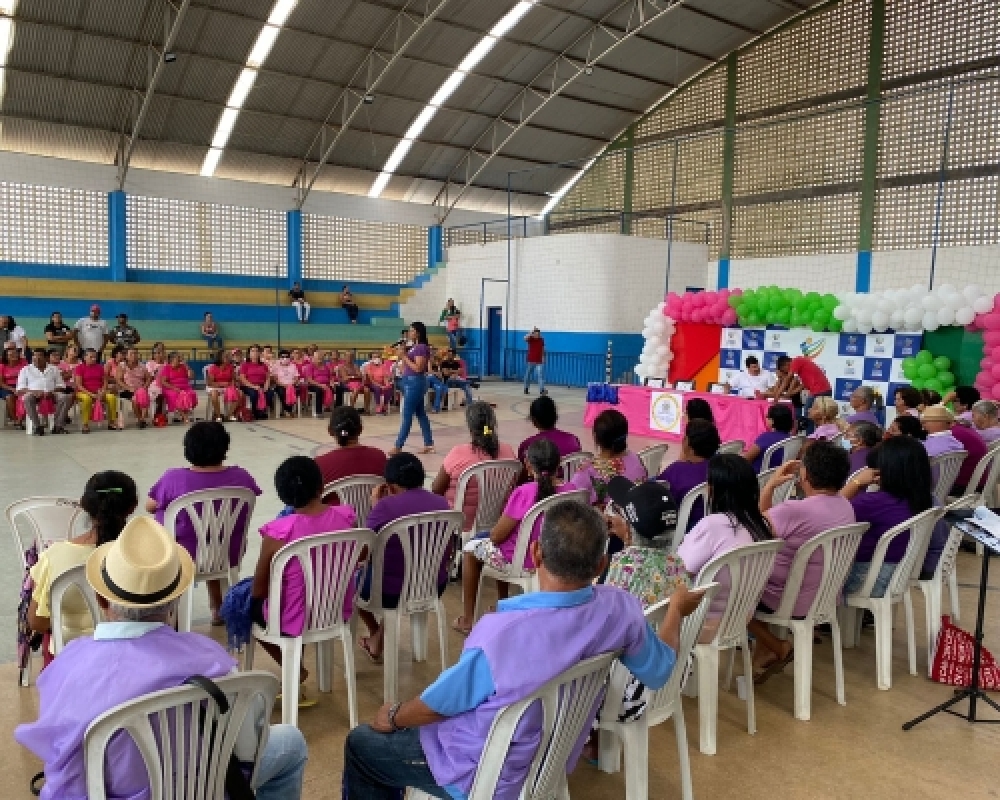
903, 521, 1000, 730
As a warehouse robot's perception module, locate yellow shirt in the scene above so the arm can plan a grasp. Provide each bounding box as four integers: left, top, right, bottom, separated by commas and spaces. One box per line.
30, 541, 96, 653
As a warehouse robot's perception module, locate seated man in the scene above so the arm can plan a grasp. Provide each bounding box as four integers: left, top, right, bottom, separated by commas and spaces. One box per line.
16, 347, 74, 434
343, 500, 703, 799
725, 355, 776, 398
845, 385, 880, 425
434, 347, 474, 412
15, 517, 307, 800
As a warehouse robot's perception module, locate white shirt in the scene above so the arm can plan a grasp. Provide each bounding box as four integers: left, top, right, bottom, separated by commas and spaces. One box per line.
729, 369, 776, 397
74, 317, 108, 352
16, 364, 65, 393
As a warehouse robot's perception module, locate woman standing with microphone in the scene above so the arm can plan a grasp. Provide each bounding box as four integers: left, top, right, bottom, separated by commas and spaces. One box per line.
392, 322, 435, 454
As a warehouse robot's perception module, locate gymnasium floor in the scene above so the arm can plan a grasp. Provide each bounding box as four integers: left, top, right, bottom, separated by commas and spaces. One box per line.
1, 382, 997, 798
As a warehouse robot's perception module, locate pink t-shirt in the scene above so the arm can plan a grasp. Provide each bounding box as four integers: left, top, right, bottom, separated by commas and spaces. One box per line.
443, 442, 518, 530
270, 361, 299, 386
259, 505, 357, 636
676, 512, 755, 614
160, 364, 191, 390
808, 423, 841, 441
240, 361, 269, 387
74, 362, 104, 394
499, 482, 576, 568
301, 362, 332, 385
760, 494, 856, 617
365, 362, 392, 387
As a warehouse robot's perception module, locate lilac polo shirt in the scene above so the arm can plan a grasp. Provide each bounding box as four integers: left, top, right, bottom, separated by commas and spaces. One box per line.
846, 410, 880, 426
980, 426, 1000, 444
366, 488, 452, 594
658, 459, 709, 530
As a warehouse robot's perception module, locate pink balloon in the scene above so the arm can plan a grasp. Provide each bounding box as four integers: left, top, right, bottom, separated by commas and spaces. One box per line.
992, 382, 1000, 400
984, 313, 1000, 330
991, 345, 1000, 360
983, 357, 994, 369
730, 288, 743, 296
993, 294, 1000, 311
990, 363, 1000, 380
722, 308, 738, 325
718, 288, 730, 300
985, 331, 1000, 346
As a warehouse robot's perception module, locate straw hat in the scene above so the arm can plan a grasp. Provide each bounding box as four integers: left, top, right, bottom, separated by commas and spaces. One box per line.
86, 517, 195, 608
921, 404, 955, 424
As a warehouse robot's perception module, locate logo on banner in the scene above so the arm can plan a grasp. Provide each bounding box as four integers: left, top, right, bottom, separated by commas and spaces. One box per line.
722, 329, 742, 349
768, 331, 783, 350
763, 351, 786, 371
798, 336, 826, 359
894, 335, 921, 359
842, 359, 860, 378
870, 335, 891, 356
742, 330, 765, 350
835, 378, 862, 401
864, 358, 890, 381
650, 392, 683, 435
838, 334, 864, 356
720, 349, 742, 370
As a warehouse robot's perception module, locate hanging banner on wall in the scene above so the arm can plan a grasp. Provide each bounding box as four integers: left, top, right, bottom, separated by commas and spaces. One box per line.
719, 328, 923, 421
649, 391, 684, 435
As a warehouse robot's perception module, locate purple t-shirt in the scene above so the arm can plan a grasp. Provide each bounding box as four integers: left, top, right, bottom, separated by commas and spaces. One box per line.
402, 343, 430, 377
752, 431, 789, 473
150, 466, 262, 565
517, 428, 582, 462
366, 488, 452, 595
761, 494, 856, 617
849, 447, 871, 474
658, 459, 709, 530
499, 482, 576, 568
846, 410, 880, 426
950, 423, 985, 489
850, 491, 914, 563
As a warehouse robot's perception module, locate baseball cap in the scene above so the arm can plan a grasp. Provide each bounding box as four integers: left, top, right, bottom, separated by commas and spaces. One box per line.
606, 476, 678, 540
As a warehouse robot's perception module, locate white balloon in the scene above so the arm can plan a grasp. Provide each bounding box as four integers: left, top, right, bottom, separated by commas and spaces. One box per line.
832, 305, 848, 320
841, 318, 858, 333
938, 283, 957, 295
922, 311, 940, 331
871, 310, 890, 331
656, 302, 666, 311
855, 309, 873, 327
956, 307, 976, 325
974, 296, 993, 314
937, 307, 956, 326
877, 298, 893, 313
634, 364, 647, 378
656, 344, 669, 356
652, 319, 666, 335
890, 310, 905, 329
663, 352, 673, 362
921, 295, 941, 311
964, 284, 982, 301
903, 307, 923, 329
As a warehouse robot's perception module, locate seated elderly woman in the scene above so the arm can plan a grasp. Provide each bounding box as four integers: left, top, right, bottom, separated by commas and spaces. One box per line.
315, 406, 387, 496
658, 419, 721, 531
358, 453, 451, 662
894, 386, 923, 419
743, 403, 795, 473
972, 400, 1000, 443
205, 349, 240, 421
885, 413, 925, 440
845, 385, 880, 425
846, 419, 882, 475
572, 408, 648, 506
27, 471, 138, 662
146, 421, 261, 623
946, 386, 981, 425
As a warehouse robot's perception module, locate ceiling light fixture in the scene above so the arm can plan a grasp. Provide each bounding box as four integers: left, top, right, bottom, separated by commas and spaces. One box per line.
363, 93, 375, 105
163, 51, 177, 63
538, 158, 595, 217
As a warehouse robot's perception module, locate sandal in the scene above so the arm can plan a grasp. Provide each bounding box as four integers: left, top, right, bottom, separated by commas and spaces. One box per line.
753, 648, 794, 685
276, 688, 318, 709
451, 616, 472, 636
359, 635, 383, 664
420, 446, 436, 454
81, 426, 90, 434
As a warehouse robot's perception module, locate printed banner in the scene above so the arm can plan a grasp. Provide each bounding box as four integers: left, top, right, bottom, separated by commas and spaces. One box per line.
649, 391, 684, 435
718, 328, 923, 424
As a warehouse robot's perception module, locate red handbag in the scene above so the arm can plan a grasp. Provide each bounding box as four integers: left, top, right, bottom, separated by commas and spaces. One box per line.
931, 615, 1000, 690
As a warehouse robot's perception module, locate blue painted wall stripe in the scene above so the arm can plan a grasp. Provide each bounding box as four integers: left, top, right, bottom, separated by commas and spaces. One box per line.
108, 191, 127, 282
428, 225, 443, 269
287, 210, 302, 287
856, 250, 872, 292
717, 258, 730, 289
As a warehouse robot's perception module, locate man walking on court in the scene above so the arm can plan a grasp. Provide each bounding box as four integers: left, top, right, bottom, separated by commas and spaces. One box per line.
524, 327, 546, 395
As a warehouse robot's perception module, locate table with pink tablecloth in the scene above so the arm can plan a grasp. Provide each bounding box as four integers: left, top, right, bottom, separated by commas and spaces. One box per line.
584, 386, 779, 444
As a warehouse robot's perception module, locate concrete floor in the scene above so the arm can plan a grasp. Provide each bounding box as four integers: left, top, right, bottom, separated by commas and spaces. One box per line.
2, 382, 998, 798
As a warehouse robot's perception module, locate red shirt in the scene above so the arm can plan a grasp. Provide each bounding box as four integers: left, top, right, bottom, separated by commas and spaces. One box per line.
526, 337, 544, 364
315, 446, 388, 500
789, 356, 831, 394
240, 361, 270, 387
208, 364, 235, 385
951, 423, 987, 489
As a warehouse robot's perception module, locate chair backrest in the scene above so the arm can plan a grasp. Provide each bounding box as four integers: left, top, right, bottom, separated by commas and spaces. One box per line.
468, 652, 618, 800
261, 529, 374, 638
931, 495, 979, 583
506, 489, 590, 576
603, 584, 720, 728
670, 481, 709, 551
756, 468, 798, 505
962, 439, 1000, 506
201, 364, 210, 386
322, 475, 385, 524
717, 440, 745, 456
49, 563, 102, 654
765, 523, 868, 624
861, 506, 946, 602
84, 672, 279, 800
637, 444, 669, 478
929, 450, 968, 504
694, 539, 785, 648
760, 434, 805, 472
5, 496, 89, 569
453, 460, 522, 534
163, 488, 258, 579
368, 511, 463, 615
558, 451, 593, 482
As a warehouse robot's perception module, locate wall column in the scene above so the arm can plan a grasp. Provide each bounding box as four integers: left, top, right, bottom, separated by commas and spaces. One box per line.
857, 0, 884, 292
108, 190, 127, 282
428, 225, 443, 268
718, 52, 738, 288
621, 125, 635, 234
286, 210, 302, 285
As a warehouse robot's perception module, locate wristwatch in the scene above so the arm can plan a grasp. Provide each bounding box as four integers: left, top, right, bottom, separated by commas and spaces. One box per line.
388, 702, 405, 732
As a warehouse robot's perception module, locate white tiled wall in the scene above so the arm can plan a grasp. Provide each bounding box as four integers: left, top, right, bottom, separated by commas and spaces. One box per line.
727, 253, 859, 292
398, 267, 450, 323
870, 246, 1000, 293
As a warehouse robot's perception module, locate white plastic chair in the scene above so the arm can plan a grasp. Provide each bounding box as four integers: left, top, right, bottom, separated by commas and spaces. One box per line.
754, 523, 868, 720
410, 652, 618, 800
472, 489, 589, 621
84, 671, 279, 800
453, 459, 522, 545
245, 528, 372, 727
637, 443, 669, 478
323, 475, 386, 524
838, 506, 945, 690
958, 439, 1000, 561
759, 434, 806, 472
200, 364, 214, 421
717, 439, 745, 456
756, 468, 798, 505
164, 487, 258, 633
558, 451, 593, 482
909, 496, 977, 676
356, 510, 463, 703
5, 496, 89, 570
688, 539, 785, 755
49, 563, 102, 654
669, 482, 709, 552
596, 584, 720, 800
928, 450, 967, 505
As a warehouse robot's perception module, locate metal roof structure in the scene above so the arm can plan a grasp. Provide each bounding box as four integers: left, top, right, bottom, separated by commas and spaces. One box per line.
0, 0, 825, 214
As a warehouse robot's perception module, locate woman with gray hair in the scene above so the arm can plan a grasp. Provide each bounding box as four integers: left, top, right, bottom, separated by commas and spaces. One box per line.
846, 419, 883, 474
846, 385, 880, 425
971, 400, 1000, 443
432, 401, 516, 532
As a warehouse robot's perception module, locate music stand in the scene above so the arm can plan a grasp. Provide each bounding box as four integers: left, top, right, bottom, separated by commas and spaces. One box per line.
903, 511, 1000, 730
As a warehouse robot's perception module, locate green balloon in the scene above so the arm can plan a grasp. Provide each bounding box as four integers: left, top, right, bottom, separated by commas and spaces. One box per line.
821, 294, 839, 310
911, 378, 925, 390
805, 291, 821, 305
932, 356, 952, 371
918, 363, 937, 379
728, 295, 742, 309
769, 294, 784, 311
915, 350, 933, 366
812, 309, 830, 326
829, 318, 843, 332
937, 371, 955, 387
776, 307, 791, 325
902, 364, 918, 380
901, 357, 917, 372
924, 378, 944, 393
745, 313, 761, 327
811, 320, 825, 333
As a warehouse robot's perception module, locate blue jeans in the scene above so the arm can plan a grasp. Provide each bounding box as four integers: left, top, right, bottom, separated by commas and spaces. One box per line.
344, 725, 450, 800
395, 374, 433, 449
843, 560, 897, 598
433, 377, 473, 412
447, 331, 459, 350
427, 374, 445, 408
255, 724, 308, 800
202, 334, 223, 350
524, 362, 545, 393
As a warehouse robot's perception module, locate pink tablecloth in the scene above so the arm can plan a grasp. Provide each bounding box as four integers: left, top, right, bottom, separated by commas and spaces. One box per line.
583, 386, 776, 444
